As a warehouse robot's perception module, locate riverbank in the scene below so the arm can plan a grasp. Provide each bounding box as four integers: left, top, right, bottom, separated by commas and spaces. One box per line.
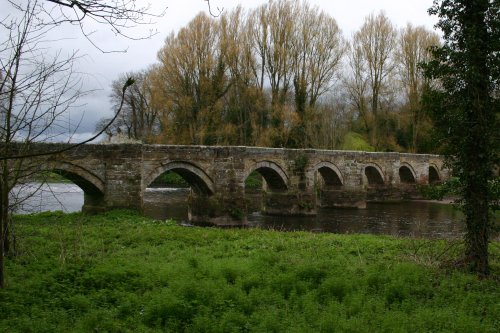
1, 210, 499, 332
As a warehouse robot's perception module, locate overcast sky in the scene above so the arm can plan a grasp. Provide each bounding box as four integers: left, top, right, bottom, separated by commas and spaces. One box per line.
2, 0, 440, 142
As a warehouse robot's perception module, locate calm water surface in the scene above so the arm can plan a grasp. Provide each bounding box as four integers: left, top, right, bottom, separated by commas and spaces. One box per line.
143, 187, 466, 239
12, 183, 84, 213
13, 183, 472, 239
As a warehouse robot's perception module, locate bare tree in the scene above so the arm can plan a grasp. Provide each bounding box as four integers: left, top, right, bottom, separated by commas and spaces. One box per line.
155, 12, 230, 145
248, 5, 268, 92
98, 69, 161, 142
396, 23, 439, 152
307, 91, 351, 149
345, 41, 371, 134
219, 7, 264, 145
40, 0, 166, 52
290, 2, 346, 147
291, 3, 345, 109
351, 12, 397, 147
0, 0, 155, 288
0, 0, 89, 287
261, 0, 296, 107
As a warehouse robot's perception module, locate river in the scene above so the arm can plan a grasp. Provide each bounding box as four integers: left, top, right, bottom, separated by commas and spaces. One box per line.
10, 183, 474, 239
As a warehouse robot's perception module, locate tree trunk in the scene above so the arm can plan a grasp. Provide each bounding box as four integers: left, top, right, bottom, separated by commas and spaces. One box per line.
371, 88, 379, 148
0, 182, 7, 288
0, 224, 4, 288
461, 0, 493, 276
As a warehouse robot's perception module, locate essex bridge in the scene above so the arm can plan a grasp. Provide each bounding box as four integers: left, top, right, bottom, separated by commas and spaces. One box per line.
17, 143, 449, 225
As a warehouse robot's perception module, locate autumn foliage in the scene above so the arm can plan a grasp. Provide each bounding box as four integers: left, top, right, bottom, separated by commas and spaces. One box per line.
101, 1, 440, 153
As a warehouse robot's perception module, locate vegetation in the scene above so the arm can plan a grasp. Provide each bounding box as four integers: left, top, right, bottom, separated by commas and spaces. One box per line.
34, 172, 72, 184
341, 132, 375, 152
150, 171, 189, 188
1, 210, 498, 332
419, 177, 462, 201
422, 0, 499, 275
100, 1, 441, 153
245, 171, 263, 191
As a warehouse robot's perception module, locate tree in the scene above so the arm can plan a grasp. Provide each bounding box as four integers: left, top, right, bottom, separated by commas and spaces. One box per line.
248, 0, 296, 147
0, 0, 88, 288
0, 0, 161, 288
396, 24, 439, 152
98, 69, 161, 142
248, 0, 346, 148
422, 0, 499, 275
218, 7, 264, 146
288, 2, 346, 148
351, 12, 397, 148
345, 41, 371, 135
155, 13, 231, 145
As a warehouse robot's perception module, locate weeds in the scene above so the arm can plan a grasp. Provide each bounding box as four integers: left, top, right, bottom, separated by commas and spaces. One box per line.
1, 210, 498, 332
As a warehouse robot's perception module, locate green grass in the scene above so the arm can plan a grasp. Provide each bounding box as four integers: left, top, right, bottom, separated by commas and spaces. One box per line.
1, 210, 499, 332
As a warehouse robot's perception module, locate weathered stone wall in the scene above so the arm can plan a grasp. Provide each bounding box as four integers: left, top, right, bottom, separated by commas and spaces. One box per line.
19, 143, 449, 224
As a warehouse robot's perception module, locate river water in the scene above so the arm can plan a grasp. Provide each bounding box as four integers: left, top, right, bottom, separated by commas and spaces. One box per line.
11, 183, 473, 239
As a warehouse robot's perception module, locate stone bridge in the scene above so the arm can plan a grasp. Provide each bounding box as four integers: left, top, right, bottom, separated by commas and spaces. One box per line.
21, 143, 449, 225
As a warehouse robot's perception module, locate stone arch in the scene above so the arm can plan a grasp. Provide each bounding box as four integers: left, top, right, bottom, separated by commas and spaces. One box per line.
364, 164, 385, 186
42, 161, 104, 195
399, 163, 417, 184
144, 161, 214, 196
429, 164, 441, 184
310, 161, 343, 188
245, 161, 288, 192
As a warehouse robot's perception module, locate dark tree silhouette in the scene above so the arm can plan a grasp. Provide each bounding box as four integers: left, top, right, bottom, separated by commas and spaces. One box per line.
422, 0, 499, 276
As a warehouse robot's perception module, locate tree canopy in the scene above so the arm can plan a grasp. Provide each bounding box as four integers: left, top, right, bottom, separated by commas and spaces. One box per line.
103, 1, 441, 154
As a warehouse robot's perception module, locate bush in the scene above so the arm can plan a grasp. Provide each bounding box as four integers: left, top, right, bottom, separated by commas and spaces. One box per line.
419, 177, 461, 200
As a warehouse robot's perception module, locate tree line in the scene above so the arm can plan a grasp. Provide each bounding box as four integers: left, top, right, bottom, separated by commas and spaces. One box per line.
99, 0, 440, 153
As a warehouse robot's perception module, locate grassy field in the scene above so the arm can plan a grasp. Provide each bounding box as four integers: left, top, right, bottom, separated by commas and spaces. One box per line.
1, 210, 499, 332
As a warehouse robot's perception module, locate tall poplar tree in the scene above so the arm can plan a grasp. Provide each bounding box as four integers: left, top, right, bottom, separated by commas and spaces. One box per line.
422, 0, 499, 275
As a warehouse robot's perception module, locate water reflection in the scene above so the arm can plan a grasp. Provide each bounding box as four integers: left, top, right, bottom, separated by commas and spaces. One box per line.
246, 202, 464, 239
143, 187, 466, 239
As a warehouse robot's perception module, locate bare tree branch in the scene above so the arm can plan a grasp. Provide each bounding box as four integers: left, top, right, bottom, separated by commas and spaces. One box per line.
0, 77, 134, 160
37, 0, 167, 53
205, 0, 223, 17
